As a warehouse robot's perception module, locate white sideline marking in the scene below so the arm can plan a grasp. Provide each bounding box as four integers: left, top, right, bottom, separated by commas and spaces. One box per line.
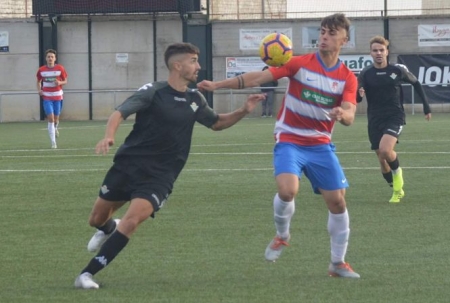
1, 151, 450, 158
0, 166, 449, 173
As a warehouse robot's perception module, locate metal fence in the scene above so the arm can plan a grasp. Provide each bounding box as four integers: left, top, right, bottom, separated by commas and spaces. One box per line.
0, 90, 135, 123
1, 0, 450, 19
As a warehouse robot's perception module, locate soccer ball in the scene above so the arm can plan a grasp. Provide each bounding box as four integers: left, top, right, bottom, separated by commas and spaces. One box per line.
259, 33, 293, 67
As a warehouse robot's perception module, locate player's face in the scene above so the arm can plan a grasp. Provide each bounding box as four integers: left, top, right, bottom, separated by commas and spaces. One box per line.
46, 53, 56, 66
180, 54, 201, 83
318, 26, 348, 53
370, 43, 388, 67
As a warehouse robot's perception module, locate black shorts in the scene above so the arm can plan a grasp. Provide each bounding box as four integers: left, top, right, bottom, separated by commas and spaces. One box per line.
368, 119, 404, 150
98, 166, 171, 216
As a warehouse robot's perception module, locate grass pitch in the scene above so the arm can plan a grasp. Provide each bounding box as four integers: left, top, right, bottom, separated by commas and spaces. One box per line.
0, 113, 448, 303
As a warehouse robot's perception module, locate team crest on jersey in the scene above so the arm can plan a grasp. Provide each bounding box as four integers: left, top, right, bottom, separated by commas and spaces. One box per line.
190, 102, 198, 112
390, 73, 398, 80
331, 82, 339, 93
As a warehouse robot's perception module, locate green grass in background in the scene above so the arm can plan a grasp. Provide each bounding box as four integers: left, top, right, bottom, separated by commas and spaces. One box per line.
0, 113, 448, 303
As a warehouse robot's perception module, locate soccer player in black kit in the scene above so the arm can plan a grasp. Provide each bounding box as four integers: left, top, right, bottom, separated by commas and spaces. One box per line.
357, 35, 431, 203
74, 43, 265, 289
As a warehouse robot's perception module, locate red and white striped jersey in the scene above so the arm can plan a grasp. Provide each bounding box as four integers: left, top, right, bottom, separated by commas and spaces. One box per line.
36, 64, 68, 101
269, 52, 357, 146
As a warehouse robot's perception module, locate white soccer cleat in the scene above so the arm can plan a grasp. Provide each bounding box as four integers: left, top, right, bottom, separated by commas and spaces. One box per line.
265, 235, 290, 262
51, 143, 57, 149
87, 219, 120, 252
74, 272, 99, 289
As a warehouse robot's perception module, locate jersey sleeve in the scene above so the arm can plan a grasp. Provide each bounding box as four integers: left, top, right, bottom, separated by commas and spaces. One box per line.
116, 83, 156, 119
194, 90, 219, 128
268, 56, 301, 80
36, 67, 43, 81
397, 65, 431, 114
397, 64, 419, 84
59, 65, 68, 80
342, 72, 358, 105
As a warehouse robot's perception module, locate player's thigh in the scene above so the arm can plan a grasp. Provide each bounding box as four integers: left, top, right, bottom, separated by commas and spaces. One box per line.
379, 133, 398, 154
273, 143, 304, 199
89, 196, 127, 225
53, 100, 63, 116
275, 173, 299, 200
304, 146, 348, 194
320, 188, 347, 213
118, 198, 155, 236
43, 100, 55, 116
368, 122, 383, 150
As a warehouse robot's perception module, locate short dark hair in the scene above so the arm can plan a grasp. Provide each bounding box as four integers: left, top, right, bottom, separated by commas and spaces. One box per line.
321, 13, 351, 38
45, 49, 57, 56
164, 43, 200, 68
369, 35, 389, 48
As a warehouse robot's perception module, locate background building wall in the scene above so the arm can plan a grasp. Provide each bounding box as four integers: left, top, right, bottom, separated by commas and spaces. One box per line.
0, 14, 448, 121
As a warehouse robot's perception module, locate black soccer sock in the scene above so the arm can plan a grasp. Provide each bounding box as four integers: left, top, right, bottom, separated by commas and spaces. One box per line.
387, 157, 400, 171
382, 171, 393, 187
97, 218, 116, 234
81, 231, 129, 276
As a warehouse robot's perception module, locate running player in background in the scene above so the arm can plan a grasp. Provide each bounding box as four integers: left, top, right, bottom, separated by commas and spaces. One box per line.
357, 36, 431, 203
36, 49, 68, 149
198, 13, 360, 278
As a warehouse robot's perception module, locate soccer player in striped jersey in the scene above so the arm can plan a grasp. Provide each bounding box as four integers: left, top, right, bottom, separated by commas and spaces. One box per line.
36, 49, 68, 148
198, 13, 360, 278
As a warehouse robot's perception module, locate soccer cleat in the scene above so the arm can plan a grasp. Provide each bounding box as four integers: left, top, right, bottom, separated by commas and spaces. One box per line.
74, 272, 99, 289
51, 143, 57, 149
265, 235, 290, 262
55, 128, 59, 138
328, 262, 360, 278
389, 189, 405, 203
87, 219, 120, 252
392, 168, 404, 192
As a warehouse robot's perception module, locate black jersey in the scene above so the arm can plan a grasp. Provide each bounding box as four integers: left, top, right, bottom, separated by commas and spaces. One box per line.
357, 63, 431, 122
113, 81, 219, 186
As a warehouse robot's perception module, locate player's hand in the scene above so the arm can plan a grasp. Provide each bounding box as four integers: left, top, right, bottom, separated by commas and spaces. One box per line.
244, 94, 266, 113
425, 113, 431, 121
358, 87, 365, 97
329, 107, 344, 122
95, 138, 114, 155
197, 80, 216, 92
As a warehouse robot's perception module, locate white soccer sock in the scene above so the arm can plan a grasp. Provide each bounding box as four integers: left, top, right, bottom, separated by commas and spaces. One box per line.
273, 193, 295, 239
328, 209, 350, 264
48, 122, 56, 144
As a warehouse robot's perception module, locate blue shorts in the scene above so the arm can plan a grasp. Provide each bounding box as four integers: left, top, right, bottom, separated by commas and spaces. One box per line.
273, 142, 349, 194
43, 100, 63, 116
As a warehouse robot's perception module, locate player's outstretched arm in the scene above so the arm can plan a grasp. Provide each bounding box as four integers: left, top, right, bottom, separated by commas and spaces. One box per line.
211, 94, 265, 131
95, 111, 124, 155
198, 70, 274, 91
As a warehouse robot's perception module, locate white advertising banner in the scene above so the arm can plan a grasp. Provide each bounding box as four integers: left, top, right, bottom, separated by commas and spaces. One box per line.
225, 55, 372, 79
302, 26, 355, 49
339, 55, 373, 72
239, 28, 292, 50
418, 24, 450, 47
226, 57, 267, 78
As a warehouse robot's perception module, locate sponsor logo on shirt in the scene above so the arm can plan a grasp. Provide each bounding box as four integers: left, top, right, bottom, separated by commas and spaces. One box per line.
174, 97, 187, 102
302, 89, 335, 106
